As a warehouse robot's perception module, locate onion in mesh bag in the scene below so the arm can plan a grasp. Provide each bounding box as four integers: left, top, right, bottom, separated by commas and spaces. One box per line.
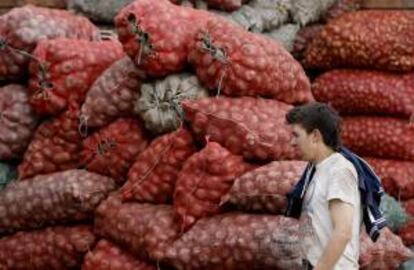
222, 160, 306, 214
173, 141, 255, 232
0, 5, 99, 82
95, 194, 181, 261
0, 169, 116, 235
163, 213, 302, 269
121, 128, 196, 204
0, 225, 96, 270
80, 57, 146, 129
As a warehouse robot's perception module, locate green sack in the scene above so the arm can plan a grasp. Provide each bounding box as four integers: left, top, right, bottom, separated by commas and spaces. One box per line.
380, 193, 408, 232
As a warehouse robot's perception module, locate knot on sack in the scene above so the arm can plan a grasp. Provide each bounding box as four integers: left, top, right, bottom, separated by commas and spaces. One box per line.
168, 84, 198, 124
33, 63, 53, 101
127, 13, 155, 65
199, 32, 230, 97
96, 138, 117, 156
200, 32, 228, 64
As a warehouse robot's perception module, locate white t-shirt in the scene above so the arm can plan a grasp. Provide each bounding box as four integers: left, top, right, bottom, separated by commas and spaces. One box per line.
300, 152, 362, 270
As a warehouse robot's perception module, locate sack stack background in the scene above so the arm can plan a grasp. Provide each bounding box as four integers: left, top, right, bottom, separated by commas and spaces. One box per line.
0, 0, 413, 269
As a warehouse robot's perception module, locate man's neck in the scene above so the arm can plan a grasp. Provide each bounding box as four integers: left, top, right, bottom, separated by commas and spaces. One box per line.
313, 146, 336, 165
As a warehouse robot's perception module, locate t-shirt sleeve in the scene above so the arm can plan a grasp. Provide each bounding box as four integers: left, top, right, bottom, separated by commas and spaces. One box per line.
326, 167, 359, 206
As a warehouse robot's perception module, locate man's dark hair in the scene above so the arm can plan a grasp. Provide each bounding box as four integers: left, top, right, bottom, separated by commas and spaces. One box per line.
286, 102, 342, 150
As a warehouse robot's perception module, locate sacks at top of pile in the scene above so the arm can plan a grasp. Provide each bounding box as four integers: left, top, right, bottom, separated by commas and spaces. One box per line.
0, 5, 99, 82
312, 70, 414, 119
304, 10, 414, 71
188, 18, 312, 103
28, 38, 124, 116
116, 0, 312, 103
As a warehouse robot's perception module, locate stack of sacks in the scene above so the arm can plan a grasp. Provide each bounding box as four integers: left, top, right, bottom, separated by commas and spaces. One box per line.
307, 9, 414, 253
0, 0, 412, 268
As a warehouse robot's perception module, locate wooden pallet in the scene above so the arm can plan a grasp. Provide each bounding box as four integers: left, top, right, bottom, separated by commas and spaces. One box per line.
362, 0, 414, 9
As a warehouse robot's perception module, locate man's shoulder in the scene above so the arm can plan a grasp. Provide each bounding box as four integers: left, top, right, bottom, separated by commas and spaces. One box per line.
330, 153, 358, 180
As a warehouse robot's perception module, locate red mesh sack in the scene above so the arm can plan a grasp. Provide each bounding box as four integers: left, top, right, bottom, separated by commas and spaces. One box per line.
81, 118, 149, 184
80, 57, 146, 129
121, 128, 196, 204
360, 227, 414, 269
292, 24, 324, 61
173, 141, 254, 232
0, 84, 37, 160
324, 0, 362, 21
115, 0, 211, 77
28, 38, 124, 116
312, 70, 414, 118
95, 194, 181, 261
365, 158, 414, 200
0, 5, 99, 82
0, 225, 96, 270
183, 97, 299, 161
304, 10, 414, 71
188, 19, 312, 104
342, 117, 414, 161
163, 213, 302, 270
82, 239, 157, 270
403, 199, 414, 216
0, 169, 116, 235
17, 105, 82, 180
222, 161, 306, 214
399, 220, 414, 246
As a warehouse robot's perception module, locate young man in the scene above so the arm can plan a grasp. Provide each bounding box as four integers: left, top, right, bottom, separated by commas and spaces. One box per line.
285, 102, 361, 270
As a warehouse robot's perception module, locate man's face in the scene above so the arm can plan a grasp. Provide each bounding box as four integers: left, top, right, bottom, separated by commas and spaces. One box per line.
290, 124, 315, 162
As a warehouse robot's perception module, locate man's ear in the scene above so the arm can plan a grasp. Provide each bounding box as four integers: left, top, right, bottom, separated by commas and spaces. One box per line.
311, 129, 323, 143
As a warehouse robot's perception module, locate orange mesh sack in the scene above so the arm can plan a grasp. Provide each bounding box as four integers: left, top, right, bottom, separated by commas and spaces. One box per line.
115, 0, 211, 77
304, 10, 414, 71
95, 195, 181, 261
0, 5, 99, 82
366, 158, 414, 200
28, 38, 124, 116
82, 239, 157, 270
121, 128, 196, 204
80, 57, 146, 129
0, 169, 116, 235
312, 70, 414, 118
182, 97, 299, 161
222, 161, 306, 214
18, 105, 82, 180
342, 117, 414, 161
360, 228, 414, 270
188, 19, 312, 104
0, 225, 96, 270
81, 118, 149, 184
0, 84, 37, 160
163, 214, 302, 269
173, 141, 254, 232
